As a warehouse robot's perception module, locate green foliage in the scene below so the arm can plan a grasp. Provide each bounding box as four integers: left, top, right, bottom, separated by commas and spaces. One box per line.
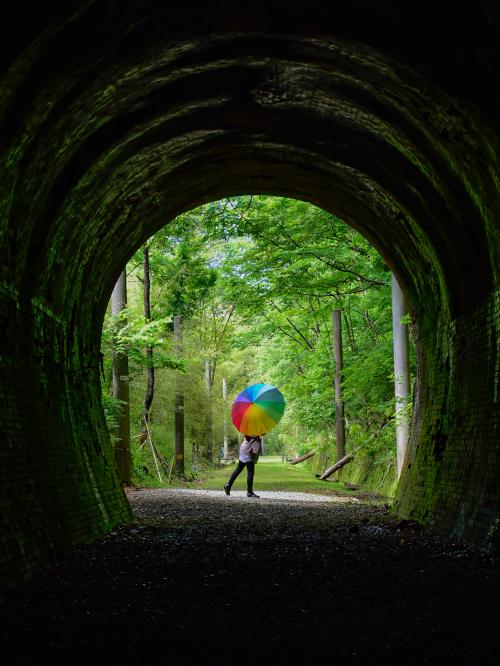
101, 195, 416, 490
101, 307, 184, 377
140, 234, 218, 318
196, 459, 339, 493
101, 393, 125, 444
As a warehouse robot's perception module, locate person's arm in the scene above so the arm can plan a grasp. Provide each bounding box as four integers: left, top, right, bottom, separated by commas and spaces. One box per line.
249, 438, 261, 460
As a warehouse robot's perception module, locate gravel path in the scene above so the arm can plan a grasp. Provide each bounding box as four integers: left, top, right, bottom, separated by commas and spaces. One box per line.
1, 487, 499, 665
144, 487, 361, 503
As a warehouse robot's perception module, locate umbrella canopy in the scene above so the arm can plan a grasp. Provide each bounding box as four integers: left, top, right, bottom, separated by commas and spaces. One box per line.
231, 383, 285, 436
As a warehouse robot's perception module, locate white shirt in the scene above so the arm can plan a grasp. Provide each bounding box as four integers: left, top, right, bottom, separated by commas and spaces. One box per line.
239, 436, 262, 463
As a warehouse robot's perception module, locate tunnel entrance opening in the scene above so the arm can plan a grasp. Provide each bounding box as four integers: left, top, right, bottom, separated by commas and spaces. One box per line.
100, 194, 416, 499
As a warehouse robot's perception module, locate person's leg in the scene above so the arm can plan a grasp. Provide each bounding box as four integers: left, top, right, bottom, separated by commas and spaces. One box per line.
246, 462, 259, 497
224, 461, 245, 494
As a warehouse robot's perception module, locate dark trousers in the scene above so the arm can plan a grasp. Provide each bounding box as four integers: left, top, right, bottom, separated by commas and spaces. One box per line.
227, 460, 255, 492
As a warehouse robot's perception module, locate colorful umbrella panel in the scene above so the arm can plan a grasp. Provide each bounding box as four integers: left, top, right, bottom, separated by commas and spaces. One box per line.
231, 383, 285, 436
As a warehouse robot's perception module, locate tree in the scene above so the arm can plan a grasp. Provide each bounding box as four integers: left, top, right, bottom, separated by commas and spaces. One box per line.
151, 233, 218, 466
391, 273, 410, 478
204, 358, 213, 461
101, 195, 415, 489
141, 244, 155, 431
195, 300, 237, 461
174, 314, 185, 476
111, 270, 132, 485
332, 309, 346, 464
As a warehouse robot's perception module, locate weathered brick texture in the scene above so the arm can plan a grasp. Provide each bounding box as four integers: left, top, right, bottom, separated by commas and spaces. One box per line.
395, 290, 500, 549
0, 2, 499, 585
0, 288, 132, 586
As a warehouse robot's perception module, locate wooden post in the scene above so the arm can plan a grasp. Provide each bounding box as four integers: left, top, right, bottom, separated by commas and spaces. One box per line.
174, 314, 185, 476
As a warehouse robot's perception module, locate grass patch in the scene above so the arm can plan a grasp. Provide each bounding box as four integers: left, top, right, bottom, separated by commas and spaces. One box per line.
198, 460, 327, 493
174, 457, 387, 503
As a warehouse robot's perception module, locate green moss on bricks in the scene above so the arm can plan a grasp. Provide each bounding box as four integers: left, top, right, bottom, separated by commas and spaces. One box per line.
0, 4, 499, 586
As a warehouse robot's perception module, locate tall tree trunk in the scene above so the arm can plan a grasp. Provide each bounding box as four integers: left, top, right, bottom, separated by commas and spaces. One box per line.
391, 273, 410, 478
205, 358, 213, 462
222, 377, 229, 459
142, 246, 155, 428
111, 270, 132, 485
333, 309, 346, 465
174, 314, 185, 476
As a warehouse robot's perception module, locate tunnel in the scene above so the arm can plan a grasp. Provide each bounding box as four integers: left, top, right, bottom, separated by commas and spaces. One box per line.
0, 1, 499, 586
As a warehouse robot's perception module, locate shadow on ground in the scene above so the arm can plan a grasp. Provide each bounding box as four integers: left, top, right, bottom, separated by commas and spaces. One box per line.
1, 488, 499, 664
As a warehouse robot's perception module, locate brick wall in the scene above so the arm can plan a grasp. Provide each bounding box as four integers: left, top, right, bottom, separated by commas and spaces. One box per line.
0, 0, 499, 586
395, 289, 500, 551
0, 285, 132, 586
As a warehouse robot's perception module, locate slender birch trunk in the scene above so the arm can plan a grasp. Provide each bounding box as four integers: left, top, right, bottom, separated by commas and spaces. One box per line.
111, 270, 132, 485
391, 273, 410, 478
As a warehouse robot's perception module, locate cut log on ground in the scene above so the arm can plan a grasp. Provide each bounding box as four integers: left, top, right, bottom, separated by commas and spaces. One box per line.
289, 450, 316, 465
319, 453, 354, 480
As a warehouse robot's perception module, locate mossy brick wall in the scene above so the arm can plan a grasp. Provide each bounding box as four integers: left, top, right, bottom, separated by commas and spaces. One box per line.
336, 290, 500, 527
0, 2, 499, 585
0, 284, 132, 586
395, 290, 500, 548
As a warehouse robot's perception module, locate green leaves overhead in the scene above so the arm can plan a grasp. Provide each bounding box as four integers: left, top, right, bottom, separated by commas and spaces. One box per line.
101, 308, 184, 375
102, 194, 415, 472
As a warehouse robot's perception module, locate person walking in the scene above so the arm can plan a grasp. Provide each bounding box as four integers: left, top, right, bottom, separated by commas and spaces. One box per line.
224, 434, 262, 498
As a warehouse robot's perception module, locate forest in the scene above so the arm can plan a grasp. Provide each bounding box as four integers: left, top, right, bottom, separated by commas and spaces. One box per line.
100, 196, 415, 494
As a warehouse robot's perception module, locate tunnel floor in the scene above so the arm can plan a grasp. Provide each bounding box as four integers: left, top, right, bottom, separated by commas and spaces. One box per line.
1, 488, 499, 664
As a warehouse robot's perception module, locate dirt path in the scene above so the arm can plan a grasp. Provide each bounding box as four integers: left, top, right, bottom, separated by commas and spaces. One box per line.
1, 488, 499, 664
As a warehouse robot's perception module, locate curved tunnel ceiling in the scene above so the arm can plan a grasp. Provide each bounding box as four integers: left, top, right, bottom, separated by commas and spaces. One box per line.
0, 1, 499, 341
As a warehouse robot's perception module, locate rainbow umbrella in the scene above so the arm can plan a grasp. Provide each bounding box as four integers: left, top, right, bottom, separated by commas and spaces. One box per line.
231, 383, 285, 436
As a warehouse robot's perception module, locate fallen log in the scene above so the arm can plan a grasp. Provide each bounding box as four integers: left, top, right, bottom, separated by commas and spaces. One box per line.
319, 453, 354, 480
289, 450, 316, 465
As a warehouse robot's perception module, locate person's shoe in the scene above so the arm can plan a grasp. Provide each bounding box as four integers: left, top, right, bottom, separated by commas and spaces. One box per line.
224, 484, 231, 496
247, 491, 260, 498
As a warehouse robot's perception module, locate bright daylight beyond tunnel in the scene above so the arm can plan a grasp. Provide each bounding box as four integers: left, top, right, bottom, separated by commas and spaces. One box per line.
101, 196, 415, 497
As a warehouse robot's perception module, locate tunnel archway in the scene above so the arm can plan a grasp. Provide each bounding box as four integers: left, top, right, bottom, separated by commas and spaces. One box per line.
0, 2, 499, 585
